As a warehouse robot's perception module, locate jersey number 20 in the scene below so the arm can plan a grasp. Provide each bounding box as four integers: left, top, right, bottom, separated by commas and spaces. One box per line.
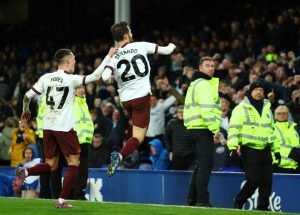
46, 86, 69, 109
118, 54, 149, 82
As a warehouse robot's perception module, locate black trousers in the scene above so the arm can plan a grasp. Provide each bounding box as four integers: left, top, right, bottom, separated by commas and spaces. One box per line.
186, 129, 214, 205
50, 144, 89, 200
171, 154, 195, 170
50, 149, 66, 199
37, 137, 52, 199
38, 137, 65, 199
69, 143, 89, 199
235, 146, 273, 210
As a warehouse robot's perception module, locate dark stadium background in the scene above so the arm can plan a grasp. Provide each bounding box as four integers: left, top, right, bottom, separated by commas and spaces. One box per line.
0, 0, 298, 45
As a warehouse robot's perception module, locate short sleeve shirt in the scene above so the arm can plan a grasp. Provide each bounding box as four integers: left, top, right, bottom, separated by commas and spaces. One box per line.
106, 42, 157, 102
27, 70, 84, 131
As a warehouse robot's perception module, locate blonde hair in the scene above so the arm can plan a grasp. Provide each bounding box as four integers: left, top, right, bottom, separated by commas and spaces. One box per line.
221, 98, 230, 106
183, 66, 194, 74
274, 105, 289, 115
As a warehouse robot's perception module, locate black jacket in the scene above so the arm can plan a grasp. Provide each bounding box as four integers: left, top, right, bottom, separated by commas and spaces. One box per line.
88, 140, 110, 168
191, 70, 211, 82
164, 117, 193, 156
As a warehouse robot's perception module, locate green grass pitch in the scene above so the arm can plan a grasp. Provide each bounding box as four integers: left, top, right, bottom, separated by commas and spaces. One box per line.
0, 197, 298, 215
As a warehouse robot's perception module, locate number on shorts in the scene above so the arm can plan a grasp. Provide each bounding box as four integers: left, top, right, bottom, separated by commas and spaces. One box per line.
118, 54, 149, 82
46, 86, 69, 109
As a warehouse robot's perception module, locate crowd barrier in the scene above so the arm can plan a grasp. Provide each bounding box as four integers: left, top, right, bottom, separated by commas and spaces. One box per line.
1, 167, 299, 213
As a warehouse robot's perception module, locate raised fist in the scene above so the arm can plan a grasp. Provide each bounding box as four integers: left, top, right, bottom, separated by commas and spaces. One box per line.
21, 111, 31, 121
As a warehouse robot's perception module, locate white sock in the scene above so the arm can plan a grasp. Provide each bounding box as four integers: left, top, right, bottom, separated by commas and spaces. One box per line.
24, 169, 28, 176
58, 198, 65, 203
119, 153, 123, 161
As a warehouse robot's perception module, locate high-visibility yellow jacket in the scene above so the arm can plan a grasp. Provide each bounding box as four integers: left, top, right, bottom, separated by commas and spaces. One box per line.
36, 97, 46, 138
183, 76, 221, 133
227, 97, 279, 152
73, 96, 94, 144
273, 121, 299, 169
266, 53, 278, 63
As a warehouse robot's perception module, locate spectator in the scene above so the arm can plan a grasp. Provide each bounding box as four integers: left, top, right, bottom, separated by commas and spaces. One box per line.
164, 105, 194, 170
0, 147, 41, 198
169, 53, 185, 85
265, 45, 279, 63
146, 77, 184, 143
85, 83, 96, 110
263, 71, 276, 83
226, 64, 243, 90
220, 96, 232, 132
18, 147, 41, 198
273, 105, 300, 174
286, 89, 300, 130
152, 76, 169, 100
108, 106, 128, 152
177, 66, 195, 95
13, 73, 32, 117
212, 96, 240, 171
88, 134, 110, 168
10, 119, 36, 167
145, 93, 176, 140
0, 117, 18, 166
93, 99, 113, 138
149, 139, 170, 170
0, 98, 15, 123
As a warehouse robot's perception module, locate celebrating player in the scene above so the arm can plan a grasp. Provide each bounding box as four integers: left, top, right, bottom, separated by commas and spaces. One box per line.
102, 21, 176, 176
12, 47, 117, 208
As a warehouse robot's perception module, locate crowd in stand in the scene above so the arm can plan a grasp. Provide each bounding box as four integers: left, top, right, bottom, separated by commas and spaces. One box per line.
0, 3, 300, 175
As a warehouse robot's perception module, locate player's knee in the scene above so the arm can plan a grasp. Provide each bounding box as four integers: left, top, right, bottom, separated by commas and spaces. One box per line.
136, 132, 145, 143
137, 136, 144, 143
74, 159, 80, 166
46, 162, 58, 171
68, 160, 80, 166
66, 156, 80, 166
51, 165, 58, 171
131, 135, 143, 144
132, 126, 147, 143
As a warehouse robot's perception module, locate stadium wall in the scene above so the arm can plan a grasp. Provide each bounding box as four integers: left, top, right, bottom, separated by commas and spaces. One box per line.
0, 167, 299, 213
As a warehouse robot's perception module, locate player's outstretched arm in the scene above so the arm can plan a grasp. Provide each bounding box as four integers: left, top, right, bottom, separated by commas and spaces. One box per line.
102, 67, 113, 84
157, 43, 176, 55
85, 47, 118, 84
21, 94, 31, 121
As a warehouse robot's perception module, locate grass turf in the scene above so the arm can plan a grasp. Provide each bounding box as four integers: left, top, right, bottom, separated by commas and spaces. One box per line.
0, 197, 298, 215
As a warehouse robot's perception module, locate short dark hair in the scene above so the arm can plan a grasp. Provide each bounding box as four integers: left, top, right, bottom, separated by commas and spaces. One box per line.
111, 21, 129, 42
54, 49, 72, 65
199, 56, 214, 66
